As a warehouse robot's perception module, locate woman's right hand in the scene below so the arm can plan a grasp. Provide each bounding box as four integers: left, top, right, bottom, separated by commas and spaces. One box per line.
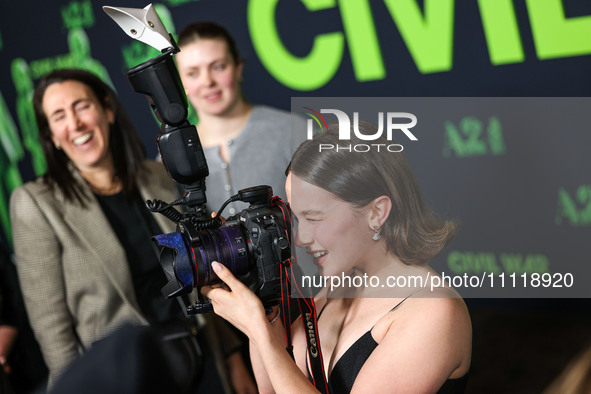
202, 262, 318, 394
200, 262, 268, 339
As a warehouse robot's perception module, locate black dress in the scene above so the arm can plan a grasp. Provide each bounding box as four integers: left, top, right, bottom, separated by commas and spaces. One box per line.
308, 297, 469, 393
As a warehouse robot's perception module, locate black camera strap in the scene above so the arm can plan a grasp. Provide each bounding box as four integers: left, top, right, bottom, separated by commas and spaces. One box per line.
273, 198, 330, 394
292, 265, 330, 394
280, 263, 293, 358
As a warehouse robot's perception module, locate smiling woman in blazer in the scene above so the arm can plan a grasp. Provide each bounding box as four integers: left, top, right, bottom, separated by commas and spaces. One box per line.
9, 69, 253, 392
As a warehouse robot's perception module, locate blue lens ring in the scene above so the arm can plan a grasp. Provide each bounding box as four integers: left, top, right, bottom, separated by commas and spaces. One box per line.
153, 232, 194, 288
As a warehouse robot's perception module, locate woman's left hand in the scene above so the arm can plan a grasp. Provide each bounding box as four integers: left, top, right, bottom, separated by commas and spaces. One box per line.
201, 262, 268, 338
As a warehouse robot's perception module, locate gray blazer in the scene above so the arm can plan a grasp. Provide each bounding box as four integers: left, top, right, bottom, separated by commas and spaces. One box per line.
10, 161, 183, 383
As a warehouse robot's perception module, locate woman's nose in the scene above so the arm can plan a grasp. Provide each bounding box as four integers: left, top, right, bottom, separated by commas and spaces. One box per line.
295, 227, 313, 248
200, 69, 214, 87
66, 117, 82, 135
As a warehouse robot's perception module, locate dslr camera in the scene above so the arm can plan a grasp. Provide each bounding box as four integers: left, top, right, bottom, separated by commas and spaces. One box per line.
153, 185, 291, 314
104, 5, 291, 314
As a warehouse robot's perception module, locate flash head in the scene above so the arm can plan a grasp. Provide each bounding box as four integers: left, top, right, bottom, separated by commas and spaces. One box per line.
103, 4, 187, 127
103, 4, 174, 52
104, 3, 209, 207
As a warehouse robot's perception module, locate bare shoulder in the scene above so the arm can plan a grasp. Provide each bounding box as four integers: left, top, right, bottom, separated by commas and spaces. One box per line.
410, 293, 470, 319
398, 294, 472, 341
353, 295, 472, 391
347, 292, 472, 392
384, 294, 472, 374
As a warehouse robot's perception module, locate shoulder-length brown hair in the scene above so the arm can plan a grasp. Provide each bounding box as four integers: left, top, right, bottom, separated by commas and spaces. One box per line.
33, 69, 146, 205
290, 122, 459, 265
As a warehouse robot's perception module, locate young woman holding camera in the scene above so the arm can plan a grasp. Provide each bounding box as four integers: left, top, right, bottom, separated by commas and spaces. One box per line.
202, 123, 472, 393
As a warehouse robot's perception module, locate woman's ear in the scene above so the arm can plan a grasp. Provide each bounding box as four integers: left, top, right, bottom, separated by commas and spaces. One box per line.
367, 195, 392, 230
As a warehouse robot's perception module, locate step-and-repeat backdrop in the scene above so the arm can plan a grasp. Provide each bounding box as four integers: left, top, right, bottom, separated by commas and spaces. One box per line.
1, 0, 590, 298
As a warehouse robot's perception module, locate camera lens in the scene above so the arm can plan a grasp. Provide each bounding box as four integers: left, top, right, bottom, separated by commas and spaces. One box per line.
191, 226, 251, 287
153, 225, 252, 298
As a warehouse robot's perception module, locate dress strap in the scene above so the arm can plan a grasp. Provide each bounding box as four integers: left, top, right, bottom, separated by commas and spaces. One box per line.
316, 300, 330, 321
389, 295, 412, 312
389, 287, 430, 312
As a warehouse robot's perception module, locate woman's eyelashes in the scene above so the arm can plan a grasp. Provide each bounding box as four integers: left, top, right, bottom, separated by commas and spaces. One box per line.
305, 216, 324, 222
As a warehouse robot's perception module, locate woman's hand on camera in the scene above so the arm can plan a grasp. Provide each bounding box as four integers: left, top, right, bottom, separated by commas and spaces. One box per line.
201, 262, 268, 338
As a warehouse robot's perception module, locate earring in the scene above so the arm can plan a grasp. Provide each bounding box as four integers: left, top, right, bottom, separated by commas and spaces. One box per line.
373, 225, 382, 241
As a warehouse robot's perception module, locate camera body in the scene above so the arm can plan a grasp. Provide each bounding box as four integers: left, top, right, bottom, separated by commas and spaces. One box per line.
154, 186, 291, 314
